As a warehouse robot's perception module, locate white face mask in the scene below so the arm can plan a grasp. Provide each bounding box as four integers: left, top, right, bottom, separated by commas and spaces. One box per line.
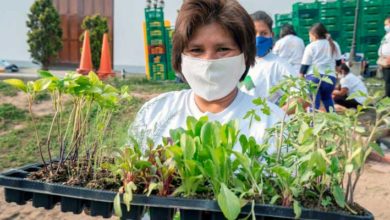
385, 25, 390, 33
181, 53, 246, 101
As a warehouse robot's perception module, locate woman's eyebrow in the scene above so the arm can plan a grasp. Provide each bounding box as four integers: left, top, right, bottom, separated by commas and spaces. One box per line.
187, 43, 203, 48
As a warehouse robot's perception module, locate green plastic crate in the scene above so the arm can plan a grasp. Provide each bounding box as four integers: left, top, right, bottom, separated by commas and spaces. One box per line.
275, 20, 293, 27
361, 0, 383, 7
362, 6, 381, 14
293, 1, 320, 10
275, 13, 292, 21
145, 8, 164, 21
320, 1, 341, 9
320, 16, 337, 25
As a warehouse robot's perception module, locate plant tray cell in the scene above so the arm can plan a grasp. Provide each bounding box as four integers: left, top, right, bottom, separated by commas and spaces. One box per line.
0, 163, 375, 220
32, 193, 60, 209
149, 207, 175, 220
61, 197, 84, 214
120, 204, 145, 220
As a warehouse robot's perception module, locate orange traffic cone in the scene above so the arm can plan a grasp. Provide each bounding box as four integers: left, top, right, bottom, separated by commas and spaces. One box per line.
98, 33, 114, 78
77, 31, 93, 75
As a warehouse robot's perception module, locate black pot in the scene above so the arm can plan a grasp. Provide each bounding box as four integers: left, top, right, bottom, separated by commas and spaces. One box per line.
0, 163, 375, 220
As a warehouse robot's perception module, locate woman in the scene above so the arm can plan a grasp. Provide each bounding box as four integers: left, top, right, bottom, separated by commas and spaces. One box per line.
129, 0, 284, 151
300, 23, 342, 112
332, 63, 368, 109
378, 16, 390, 98
273, 24, 305, 75
241, 11, 295, 104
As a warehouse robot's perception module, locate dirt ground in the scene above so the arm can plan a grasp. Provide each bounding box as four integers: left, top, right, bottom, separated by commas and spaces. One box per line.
0, 160, 389, 220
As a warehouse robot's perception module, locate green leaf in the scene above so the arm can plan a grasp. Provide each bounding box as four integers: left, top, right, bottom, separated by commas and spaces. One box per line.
38, 70, 54, 78
134, 161, 152, 170
201, 122, 221, 148
123, 190, 132, 212
33, 78, 52, 92
181, 133, 196, 159
147, 182, 159, 196
345, 163, 354, 173
332, 185, 345, 208
293, 200, 302, 219
3, 79, 27, 92
270, 195, 280, 205
88, 71, 101, 85
321, 76, 334, 85
217, 183, 241, 220
369, 142, 384, 157
113, 193, 122, 217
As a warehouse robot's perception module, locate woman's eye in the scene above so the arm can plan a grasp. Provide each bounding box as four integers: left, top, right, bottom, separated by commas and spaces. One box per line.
218, 48, 231, 52
190, 48, 202, 53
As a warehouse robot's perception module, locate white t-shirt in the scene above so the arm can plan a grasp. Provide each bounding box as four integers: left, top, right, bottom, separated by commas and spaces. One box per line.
301, 39, 342, 77
241, 52, 296, 103
340, 73, 368, 104
273, 34, 305, 74
378, 32, 390, 56
129, 89, 285, 153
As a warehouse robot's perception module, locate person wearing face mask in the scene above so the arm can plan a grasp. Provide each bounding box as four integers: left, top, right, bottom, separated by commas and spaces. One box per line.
128, 0, 285, 152
378, 16, 390, 98
300, 23, 342, 112
241, 11, 296, 104
273, 24, 305, 75
332, 63, 367, 110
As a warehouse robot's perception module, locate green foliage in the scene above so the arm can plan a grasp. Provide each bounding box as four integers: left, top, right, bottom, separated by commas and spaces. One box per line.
81, 14, 109, 68
26, 0, 62, 69
3, 71, 131, 177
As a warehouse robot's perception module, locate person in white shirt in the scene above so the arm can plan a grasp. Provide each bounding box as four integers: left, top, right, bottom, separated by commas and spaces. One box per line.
378, 16, 390, 97
129, 0, 285, 152
300, 23, 342, 112
241, 11, 295, 104
273, 24, 305, 74
332, 63, 368, 109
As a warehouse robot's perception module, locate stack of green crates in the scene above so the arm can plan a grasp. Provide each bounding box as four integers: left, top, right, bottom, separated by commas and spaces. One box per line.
359, 0, 386, 63
273, 0, 390, 65
145, 7, 168, 80
163, 25, 176, 80
274, 13, 292, 39
292, 1, 320, 43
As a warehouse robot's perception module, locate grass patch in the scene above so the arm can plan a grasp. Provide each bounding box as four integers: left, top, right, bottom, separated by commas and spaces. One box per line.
108, 76, 189, 94
0, 81, 18, 96
34, 92, 51, 103
0, 103, 27, 121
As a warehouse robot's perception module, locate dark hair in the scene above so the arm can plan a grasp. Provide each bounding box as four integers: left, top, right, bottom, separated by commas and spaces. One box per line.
172, 0, 256, 81
340, 63, 350, 74
386, 16, 390, 22
310, 23, 337, 56
251, 11, 273, 32
280, 24, 296, 38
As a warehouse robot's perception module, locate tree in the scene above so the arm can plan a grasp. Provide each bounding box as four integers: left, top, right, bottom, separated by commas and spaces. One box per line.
81, 15, 109, 69
26, 0, 63, 70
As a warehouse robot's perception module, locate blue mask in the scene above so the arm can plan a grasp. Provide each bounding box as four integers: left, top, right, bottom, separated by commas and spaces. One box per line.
256, 36, 273, 57
385, 25, 390, 33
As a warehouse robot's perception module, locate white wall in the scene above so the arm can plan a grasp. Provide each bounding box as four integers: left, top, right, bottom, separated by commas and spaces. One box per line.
113, 0, 312, 73
0, 0, 35, 66
0, 0, 313, 71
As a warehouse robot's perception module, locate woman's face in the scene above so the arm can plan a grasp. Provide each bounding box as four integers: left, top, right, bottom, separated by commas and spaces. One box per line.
183, 22, 240, 60
385, 19, 390, 27
253, 21, 272, 37
309, 32, 316, 42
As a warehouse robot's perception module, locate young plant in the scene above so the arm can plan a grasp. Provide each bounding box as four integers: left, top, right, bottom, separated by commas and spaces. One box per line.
4, 71, 131, 180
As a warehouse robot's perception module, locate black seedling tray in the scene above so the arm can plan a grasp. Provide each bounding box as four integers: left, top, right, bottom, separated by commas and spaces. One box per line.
0, 163, 374, 220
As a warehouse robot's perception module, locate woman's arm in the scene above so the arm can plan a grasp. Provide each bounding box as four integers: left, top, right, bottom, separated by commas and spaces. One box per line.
299, 64, 309, 77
